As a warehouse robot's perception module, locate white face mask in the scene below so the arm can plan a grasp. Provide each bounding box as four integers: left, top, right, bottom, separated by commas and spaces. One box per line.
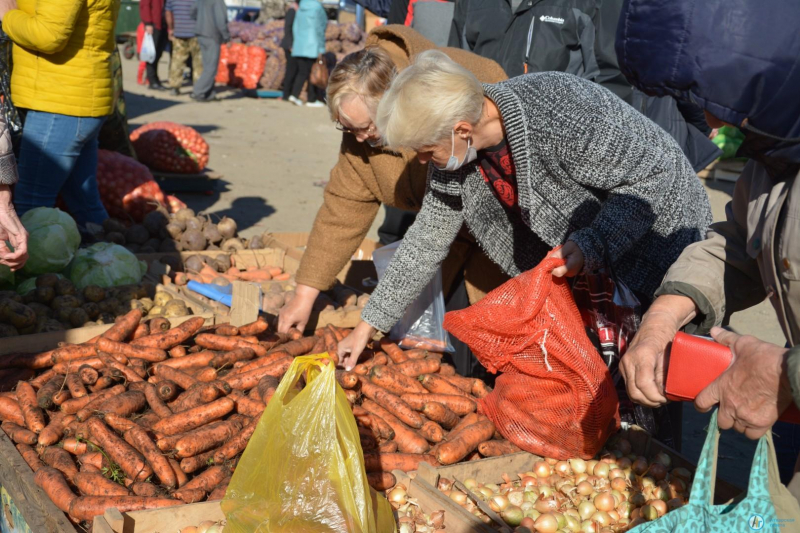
435, 130, 477, 171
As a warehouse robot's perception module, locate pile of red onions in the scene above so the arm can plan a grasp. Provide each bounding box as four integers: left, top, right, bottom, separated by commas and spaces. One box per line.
437, 439, 690, 532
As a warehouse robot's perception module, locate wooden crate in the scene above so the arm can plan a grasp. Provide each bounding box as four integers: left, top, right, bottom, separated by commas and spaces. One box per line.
93, 501, 224, 533
397, 425, 744, 533
0, 285, 215, 357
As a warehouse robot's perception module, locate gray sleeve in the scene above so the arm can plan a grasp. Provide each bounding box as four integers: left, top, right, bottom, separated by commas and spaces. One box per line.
0, 115, 18, 185
216, 0, 230, 41
360, 172, 465, 332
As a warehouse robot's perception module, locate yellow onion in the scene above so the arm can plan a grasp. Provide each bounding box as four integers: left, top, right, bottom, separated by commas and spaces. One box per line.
538, 485, 555, 498
590, 511, 612, 527
502, 505, 524, 526
649, 499, 668, 517
521, 501, 535, 512
610, 477, 628, 492
632, 457, 649, 475
575, 472, 589, 484
580, 520, 601, 533
556, 460, 572, 476
534, 513, 560, 533
578, 501, 597, 520
649, 462, 668, 481
593, 492, 615, 512
653, 451, 672, 469
196, 522, 217, 533
593, 462, 610, 479
508, 490, 525, 507
438, 478, 453, 491
640, 504, 659, 521
586, 460, 599, 475
534, 495, 560, 514
608, 468, 625, 480
389, 486, 408, 506
521, 476, 538, 488
463, 478, 478, 490
525, 490, 540, 503
630, 492, 646, 507
564, 514, 581, 533
570, 458, 587, 474
450, 491, 468, 506
489, 494, 510, 512
520, 516, 536, 529
180, 528, 198, 533
485, 483, 500, 493
607, 509, 620, 522
617, 501, 634, 519
545, 457, 559, 465
477, 487, 493, 500
577, 481, 594, 496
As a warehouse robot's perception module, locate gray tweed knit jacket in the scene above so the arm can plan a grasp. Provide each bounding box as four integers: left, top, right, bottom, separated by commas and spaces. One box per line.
362, 72, 712, 332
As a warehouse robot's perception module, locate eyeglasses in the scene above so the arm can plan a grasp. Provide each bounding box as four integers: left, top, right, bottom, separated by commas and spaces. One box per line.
335, 121, 376, 136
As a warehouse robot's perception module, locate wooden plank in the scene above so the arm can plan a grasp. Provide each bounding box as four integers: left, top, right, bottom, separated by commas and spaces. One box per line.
230, 281, 260, 327
405, 474, 495, 533
0, 431, 78, 532
433, 451, 539, 485
92, 500, 224, 532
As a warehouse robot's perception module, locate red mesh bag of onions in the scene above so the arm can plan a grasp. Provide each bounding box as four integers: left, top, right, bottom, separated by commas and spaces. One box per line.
443, 248, 620, 459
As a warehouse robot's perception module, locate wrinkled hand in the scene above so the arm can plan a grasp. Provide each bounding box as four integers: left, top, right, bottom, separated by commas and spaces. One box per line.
0, 185, 27, 270
620, 294, 698, 407
551, 240, 584, 278
695, 327, 792, 439
277, 284, 319, 334
145, 24, 154, 35
0, 0, 17, 20
337, 321, 376, 371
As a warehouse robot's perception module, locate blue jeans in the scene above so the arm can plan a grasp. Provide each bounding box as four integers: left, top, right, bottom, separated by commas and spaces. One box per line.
14, 110, 108, 226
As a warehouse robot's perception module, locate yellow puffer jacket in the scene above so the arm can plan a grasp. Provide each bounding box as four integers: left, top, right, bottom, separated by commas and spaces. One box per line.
2, 0, 120, 117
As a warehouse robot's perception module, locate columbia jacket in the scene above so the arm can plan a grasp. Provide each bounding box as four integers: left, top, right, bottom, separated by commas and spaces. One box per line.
291, 0, 326, 59
2, 0, 120, 117
616, 0, 800, 412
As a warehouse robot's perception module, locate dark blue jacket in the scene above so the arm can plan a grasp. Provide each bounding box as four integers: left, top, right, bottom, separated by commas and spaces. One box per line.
616, 0, 800, 169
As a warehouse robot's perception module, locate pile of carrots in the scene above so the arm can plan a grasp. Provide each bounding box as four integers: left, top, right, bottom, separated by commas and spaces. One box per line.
0, 308, 516, 526
172, 260, 292, 286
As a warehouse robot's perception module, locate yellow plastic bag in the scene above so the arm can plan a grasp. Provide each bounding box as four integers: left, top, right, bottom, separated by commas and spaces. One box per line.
221, 354, 396, 533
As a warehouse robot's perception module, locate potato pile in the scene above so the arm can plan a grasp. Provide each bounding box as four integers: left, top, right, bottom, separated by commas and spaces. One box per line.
96, 207, 257, 255
0, 276, 193, 338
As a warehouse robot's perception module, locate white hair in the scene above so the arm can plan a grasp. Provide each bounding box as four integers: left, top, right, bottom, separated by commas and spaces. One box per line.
375, 50, 485, 151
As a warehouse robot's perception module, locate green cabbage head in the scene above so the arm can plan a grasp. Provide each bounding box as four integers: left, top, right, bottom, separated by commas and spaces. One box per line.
21, 207, 81, 276
68, 243, 147, 289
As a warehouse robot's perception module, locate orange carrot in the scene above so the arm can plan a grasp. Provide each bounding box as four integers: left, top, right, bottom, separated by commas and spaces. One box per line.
87, 418, 153, 482
190, 367, 218, 382
402, 349, 430, 360
358, 378, 424, 429
0, 396, 26, 426
159, 351, 215, 370
142, 383, 172, 419
435, 419, 495, 465
439, 374, 476, 394
237, 350, 292, 373
155, 380, 179, 402
255, 375, 279, 405
96, 337, 168, 363
367, 472, 396, 491
30, 368, 57, 388
437, 362, 456, 376
41, 446, 79, 481
65, 373, 88, 399
422, 402, 460, 429
132, 322, 150, 340
131, 317, 205, 350
100, 356, 144, 383
209, 347, 256, 368
379, 338, 408, 363
17, 443, 44, 472
237, 316, 269, 336
68, 496, 181, 522
2, 421, 37, 444
228, 391, 265, 417
77, 390, 145, 421
273, 272, 291, 281
148, 317, 171, 332
168, 346, 186, 358
180, 465, 228, 493
394, 358, 441, 377
207, 477, 230, 501
77, 451, 107, 471
53, 357, 105, 375
378, 440, 398, 453
173, 488, 206, 503
52, 389, 72, 406
34, 467, 77, 513
478, 440, 520, 457
152, 397, 234, 436
154, 364, 197, 390
73, 472, 130, 497
62, 437, 89, 455
130, 482, 159, 497
194, 333, 268, 357
335, 370, 359, 389
169, 458, 188, 487
223, 357, 292, 390
51, 345, 98, 364
214, 324, 240, 336
362, 453, 439, 473
266, 335, 318, 358
369, 365, 428, 395
61, 384, 125, 415
169, 383, 221, 413
212, 416, 258, 464
78, 365, 99, 385
419, 420, 445, 443
174, 419, 242, 459
400, 393, 476, 416
38, 412, 68, 447
472, 379, 492, 399
36, 376, 64, 409
125, 425, 178, 488
101, 309, 144, 342
179, 449, 219, 474
361, 399, 429, 454
16, 381, 45, 433
419, 374, 469, 396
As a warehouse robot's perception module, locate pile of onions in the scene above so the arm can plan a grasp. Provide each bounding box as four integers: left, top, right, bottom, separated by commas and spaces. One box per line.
437, 439, 690, 532
178, 521, 224, 533
389, 485, 447, 532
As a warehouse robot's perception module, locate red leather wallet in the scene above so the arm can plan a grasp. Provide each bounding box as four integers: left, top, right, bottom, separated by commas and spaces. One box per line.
665, 332, 800, 424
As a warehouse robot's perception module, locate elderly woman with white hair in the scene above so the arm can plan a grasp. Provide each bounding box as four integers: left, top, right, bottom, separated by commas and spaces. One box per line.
337, 50, 714, 368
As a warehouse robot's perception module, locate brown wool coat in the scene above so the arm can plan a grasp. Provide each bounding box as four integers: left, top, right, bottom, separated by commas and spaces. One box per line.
295, 25, 510, 302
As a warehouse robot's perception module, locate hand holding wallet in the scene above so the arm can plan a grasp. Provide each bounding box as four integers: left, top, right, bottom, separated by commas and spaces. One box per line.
665, 332, 800, 424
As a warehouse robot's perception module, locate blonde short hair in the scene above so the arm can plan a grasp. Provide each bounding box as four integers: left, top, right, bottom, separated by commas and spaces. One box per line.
326, 47, 397, 123
376, 50, 484, 151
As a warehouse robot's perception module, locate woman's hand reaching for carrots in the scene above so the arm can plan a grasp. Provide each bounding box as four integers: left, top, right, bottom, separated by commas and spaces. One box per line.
278, 284, 320, 334
337, 321, 376, 370
551, 240, 584, 278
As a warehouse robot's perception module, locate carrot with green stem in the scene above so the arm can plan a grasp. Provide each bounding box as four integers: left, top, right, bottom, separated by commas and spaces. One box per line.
16, 381, 45, 433
369, 365, 428, 395
73, 472, 130, 497
87, 418, 153, 482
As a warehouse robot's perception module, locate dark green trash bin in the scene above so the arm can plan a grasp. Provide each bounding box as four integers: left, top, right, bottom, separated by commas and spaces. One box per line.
116, 0, 140, 37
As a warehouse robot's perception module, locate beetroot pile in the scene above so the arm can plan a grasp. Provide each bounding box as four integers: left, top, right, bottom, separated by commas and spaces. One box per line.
130, 122, 210, 175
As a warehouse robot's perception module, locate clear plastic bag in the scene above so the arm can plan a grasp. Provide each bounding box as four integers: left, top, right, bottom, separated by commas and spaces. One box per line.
140, 33, 156, 64
221, 354, 396, 533
372, 240, 454, 352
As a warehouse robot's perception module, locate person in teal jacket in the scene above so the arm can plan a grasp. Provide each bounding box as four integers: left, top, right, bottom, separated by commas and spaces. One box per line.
284, 0, 327, 107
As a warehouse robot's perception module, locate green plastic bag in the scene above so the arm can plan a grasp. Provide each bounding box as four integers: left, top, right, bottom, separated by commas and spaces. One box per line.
630, 409, 800, 532
221, 354, 396, 533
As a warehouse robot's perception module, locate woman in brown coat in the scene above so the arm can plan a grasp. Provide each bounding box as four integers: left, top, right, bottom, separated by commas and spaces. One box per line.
277, 26, 508, 361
